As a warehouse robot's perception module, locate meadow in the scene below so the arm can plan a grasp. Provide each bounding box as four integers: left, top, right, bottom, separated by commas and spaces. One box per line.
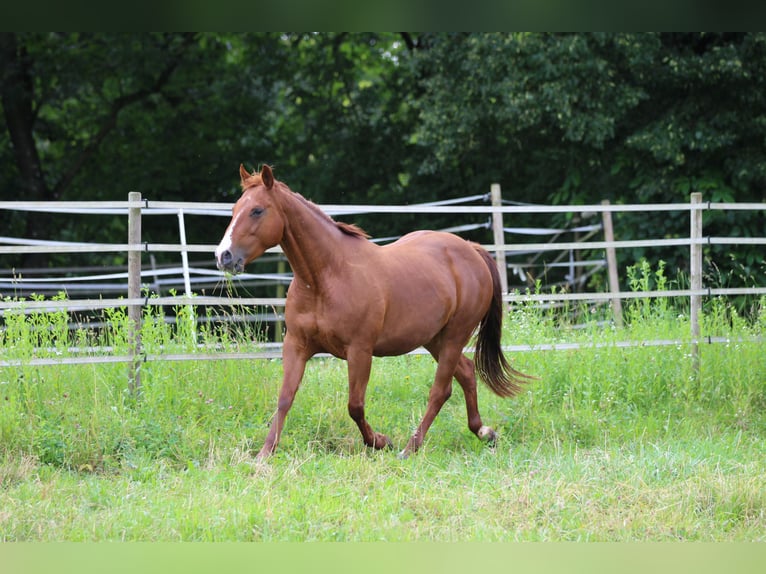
1, 263, 764, 541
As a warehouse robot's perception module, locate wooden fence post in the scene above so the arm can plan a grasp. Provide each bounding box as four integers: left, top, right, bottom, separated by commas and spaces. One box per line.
128, 191, 143, 397
690, 192, 703, 372
601, 200, 623, 327
490, 184, 508, 304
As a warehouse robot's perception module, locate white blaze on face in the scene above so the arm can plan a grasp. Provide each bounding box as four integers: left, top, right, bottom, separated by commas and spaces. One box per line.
215, 211, 242, 263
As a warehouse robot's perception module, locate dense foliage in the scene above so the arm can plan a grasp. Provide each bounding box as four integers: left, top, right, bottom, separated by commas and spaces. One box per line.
2, 33, 764, 286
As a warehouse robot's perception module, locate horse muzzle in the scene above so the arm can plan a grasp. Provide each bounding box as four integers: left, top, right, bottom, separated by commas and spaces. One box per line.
215, 248, 245, 274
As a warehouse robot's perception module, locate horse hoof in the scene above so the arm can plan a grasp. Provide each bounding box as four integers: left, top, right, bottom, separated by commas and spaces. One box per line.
397, 449, 411, 460
478, 425, 497, 446
373, 433, 393, 450
255, 446, 274, 460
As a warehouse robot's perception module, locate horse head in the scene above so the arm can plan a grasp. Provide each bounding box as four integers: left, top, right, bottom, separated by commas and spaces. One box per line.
215, 164, 285, 274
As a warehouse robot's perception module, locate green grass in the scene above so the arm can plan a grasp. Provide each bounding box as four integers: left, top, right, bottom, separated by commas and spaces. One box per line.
0, 268, 764, 541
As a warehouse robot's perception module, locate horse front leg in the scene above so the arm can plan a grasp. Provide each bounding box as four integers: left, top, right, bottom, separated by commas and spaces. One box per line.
256, 334, 310, 460
347, 347, 393, 450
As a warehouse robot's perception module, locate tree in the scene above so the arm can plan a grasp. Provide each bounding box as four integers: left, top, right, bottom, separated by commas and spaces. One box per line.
2, 33, 764, 291
409, 33, 766, 287
1, 33, 206, 267
0, 33, 420, 267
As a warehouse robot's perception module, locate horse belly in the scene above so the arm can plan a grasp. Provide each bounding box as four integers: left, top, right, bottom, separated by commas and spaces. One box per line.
372, 327, 434, 357
372, 276, 457, 356
372, 331, 434, 357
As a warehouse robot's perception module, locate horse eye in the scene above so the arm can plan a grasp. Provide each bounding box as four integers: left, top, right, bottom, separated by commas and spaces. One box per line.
250, 207, 265, 217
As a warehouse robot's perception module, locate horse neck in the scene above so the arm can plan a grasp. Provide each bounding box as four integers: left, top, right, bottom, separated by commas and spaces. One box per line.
278, 190, 356, 289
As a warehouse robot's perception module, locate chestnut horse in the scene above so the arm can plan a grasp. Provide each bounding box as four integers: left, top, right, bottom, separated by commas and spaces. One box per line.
215, 165, 534, 459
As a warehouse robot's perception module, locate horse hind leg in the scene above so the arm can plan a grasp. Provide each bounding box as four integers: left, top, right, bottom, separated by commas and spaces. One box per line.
401, 346, 496, 458
400, 343, 460, 458
453, 354, 497, 446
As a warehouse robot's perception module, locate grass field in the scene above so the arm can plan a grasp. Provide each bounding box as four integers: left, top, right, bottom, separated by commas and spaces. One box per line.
1, 267, 764, 541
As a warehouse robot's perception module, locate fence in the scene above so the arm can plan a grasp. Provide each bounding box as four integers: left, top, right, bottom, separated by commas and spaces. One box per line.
2, 189, 766, 391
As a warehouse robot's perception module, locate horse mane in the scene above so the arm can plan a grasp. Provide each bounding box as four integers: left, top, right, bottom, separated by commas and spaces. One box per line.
336, 221, 370, 239
240, 170, 370, 239
292, 190, 370, 239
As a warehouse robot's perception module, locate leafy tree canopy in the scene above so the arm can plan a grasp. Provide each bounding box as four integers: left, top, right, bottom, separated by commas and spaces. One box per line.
1, 32, 764, 287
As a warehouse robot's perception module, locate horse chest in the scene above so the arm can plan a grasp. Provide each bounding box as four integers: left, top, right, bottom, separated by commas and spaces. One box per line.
285, 288, 383, 357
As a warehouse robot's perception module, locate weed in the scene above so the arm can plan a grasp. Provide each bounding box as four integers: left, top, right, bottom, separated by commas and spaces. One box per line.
0, 275, 764, 541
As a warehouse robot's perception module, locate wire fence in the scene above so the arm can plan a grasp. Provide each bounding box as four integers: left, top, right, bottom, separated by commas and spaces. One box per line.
1, 189, 765, 373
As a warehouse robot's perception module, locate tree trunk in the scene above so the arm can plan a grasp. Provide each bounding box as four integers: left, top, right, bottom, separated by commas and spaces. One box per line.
0, 33, 54, 268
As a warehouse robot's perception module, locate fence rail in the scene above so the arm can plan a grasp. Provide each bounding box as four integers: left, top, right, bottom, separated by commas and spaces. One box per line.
2, 335, 762, 369
2, 188, 765, 382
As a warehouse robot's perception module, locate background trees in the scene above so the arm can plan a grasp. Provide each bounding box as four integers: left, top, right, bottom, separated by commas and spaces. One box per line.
2, 32, 764, 287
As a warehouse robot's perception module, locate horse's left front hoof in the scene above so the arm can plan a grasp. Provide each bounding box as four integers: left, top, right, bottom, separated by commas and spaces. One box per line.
477, 425, 497, 446
373, 432, 393, 450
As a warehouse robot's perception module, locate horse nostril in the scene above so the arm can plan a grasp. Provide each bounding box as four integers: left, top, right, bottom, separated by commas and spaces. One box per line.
216, 249, 233, 270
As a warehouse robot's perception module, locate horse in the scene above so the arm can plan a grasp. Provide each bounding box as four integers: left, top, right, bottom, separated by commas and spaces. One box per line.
215, 164, 535, 459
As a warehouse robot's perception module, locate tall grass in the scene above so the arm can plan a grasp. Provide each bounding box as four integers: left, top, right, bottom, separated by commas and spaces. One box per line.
0, 264, 764, 541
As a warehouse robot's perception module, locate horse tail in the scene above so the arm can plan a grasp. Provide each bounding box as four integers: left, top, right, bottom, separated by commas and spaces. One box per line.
473, 245, 537, 397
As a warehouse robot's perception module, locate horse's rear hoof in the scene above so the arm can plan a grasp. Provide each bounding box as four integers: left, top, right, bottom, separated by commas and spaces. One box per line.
255, 444, 275, 460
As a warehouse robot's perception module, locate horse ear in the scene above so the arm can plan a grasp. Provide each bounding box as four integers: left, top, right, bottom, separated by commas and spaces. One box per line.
239, 164, 251, 183
261, 164, 275, 190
